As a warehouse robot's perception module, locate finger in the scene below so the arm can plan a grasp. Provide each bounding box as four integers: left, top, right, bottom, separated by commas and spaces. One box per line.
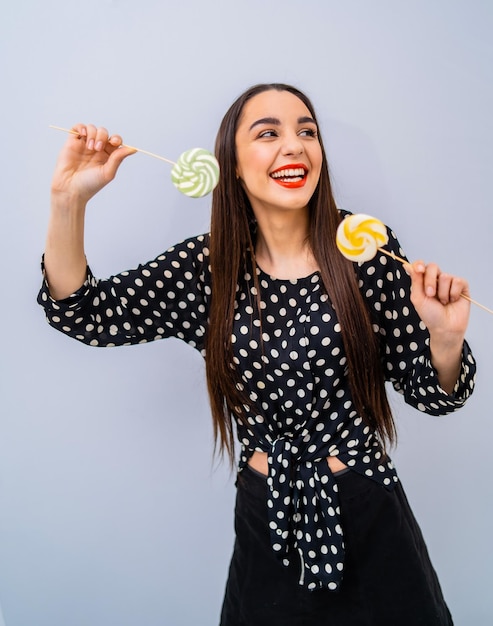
106, 134, 127, 156
64, 124, 89, 153
104, 144, 137, 180
71, 123, 87, 140
108, 134, 123, 148
405, 260, 426, 298
84, 126, 109, 152
423, 263, 440, 298
406, 260, 426, 276
84, 124, 98, 151
449, 276, 469, 302
436, 272, 454, 304
94, 127, 109, 152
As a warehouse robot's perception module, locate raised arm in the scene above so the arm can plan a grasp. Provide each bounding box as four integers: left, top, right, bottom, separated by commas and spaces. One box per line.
44, 124, 136, 300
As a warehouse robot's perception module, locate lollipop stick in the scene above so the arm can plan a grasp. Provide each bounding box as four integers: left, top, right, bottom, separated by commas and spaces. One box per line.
459, 294, 493, 315
49, 125, 176, 165
121, 145, 176, 165
377, 247, 408, 265
378, 246, 493, 315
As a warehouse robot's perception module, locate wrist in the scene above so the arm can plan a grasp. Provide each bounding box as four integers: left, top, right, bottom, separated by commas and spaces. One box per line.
429, 329, 464, 356
50, 190, 88, 220
429, 335, 464, 394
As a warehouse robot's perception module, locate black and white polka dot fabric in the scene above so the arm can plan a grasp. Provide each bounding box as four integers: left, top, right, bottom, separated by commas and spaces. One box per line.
38, 215, 476, 591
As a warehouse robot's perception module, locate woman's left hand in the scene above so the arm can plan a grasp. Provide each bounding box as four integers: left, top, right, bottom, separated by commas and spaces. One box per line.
404, 260, 470, 393
405, 260, 471, 336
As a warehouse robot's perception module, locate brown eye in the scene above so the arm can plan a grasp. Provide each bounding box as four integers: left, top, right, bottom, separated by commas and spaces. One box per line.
299, 128, 318, 138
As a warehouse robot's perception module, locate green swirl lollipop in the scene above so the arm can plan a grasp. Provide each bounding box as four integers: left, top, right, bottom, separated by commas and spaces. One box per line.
171, 148, 220, 198
49, 126, 220, 198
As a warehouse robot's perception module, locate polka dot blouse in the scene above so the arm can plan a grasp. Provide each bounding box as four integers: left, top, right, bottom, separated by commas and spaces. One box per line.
38, 216, 476, 591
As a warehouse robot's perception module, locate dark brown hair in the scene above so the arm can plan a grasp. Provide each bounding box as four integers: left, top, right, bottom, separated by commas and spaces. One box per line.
206, 83, 395, 462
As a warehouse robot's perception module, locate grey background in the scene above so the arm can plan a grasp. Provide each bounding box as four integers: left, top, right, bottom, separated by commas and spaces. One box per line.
1, 1, 492, 624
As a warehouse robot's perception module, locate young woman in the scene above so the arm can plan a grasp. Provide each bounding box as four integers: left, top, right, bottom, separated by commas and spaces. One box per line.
39, 83, 475, 625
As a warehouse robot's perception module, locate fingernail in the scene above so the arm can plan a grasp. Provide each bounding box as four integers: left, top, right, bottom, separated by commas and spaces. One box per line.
95, 141, 103, 151
426, 286, 434, 296
87, 138, 95, 150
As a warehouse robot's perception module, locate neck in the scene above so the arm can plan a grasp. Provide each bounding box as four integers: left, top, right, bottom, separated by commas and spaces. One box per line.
254, 209, 319, 279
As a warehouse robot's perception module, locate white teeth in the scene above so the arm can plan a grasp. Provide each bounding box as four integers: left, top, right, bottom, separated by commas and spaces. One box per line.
271, 167, 306, 179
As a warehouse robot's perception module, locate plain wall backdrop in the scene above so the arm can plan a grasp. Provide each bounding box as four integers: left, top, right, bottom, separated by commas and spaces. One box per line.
1, 1, 492, 624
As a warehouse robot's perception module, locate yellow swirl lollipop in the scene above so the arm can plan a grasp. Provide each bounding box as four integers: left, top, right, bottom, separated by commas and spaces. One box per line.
336, 214, 389, 262
336, 212, 493, 315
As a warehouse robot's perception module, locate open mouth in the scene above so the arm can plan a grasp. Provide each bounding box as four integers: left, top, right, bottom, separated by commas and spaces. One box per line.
270, 164, 308, 188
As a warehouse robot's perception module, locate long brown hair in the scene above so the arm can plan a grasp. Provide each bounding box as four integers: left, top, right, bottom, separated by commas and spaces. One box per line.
206, 83, 395, 462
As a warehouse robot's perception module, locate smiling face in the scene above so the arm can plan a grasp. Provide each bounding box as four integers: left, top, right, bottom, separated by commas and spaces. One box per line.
234, 89, 323, 219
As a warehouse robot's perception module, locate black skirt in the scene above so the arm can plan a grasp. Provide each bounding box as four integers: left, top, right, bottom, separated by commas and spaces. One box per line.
220, 465, 453, 626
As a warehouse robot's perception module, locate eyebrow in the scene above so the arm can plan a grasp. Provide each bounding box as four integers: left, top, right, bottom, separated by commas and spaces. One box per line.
248, 116, 317, 131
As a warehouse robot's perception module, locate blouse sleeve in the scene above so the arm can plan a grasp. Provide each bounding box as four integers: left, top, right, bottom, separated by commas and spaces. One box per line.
357, 226, 476, 416
37, 234, 211, 355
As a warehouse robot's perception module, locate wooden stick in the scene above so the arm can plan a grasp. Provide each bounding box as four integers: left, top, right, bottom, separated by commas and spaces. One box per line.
378, 246, 493, 315
378, 247, 408, 265
49, 125, 176, 165
458, 294, 493, 315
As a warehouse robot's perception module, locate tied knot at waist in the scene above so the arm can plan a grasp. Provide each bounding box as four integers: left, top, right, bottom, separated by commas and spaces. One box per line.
266, 436, 346, 591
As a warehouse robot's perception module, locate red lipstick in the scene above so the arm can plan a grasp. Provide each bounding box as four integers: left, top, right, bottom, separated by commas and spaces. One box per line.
270, 163, 308, 189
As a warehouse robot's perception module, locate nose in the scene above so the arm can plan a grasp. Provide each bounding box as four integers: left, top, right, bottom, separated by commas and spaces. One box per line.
282, 133, 304, 157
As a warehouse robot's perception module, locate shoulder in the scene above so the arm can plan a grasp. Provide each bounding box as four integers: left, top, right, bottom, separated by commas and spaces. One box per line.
337, 208, 394, 236
156, 233, 211, 272
123, 233, 212, 289
164, 232, 210, 259
337, 209, 409, 290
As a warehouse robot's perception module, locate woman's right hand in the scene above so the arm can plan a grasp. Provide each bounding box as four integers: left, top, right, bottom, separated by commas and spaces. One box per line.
51, 124, 136, 204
